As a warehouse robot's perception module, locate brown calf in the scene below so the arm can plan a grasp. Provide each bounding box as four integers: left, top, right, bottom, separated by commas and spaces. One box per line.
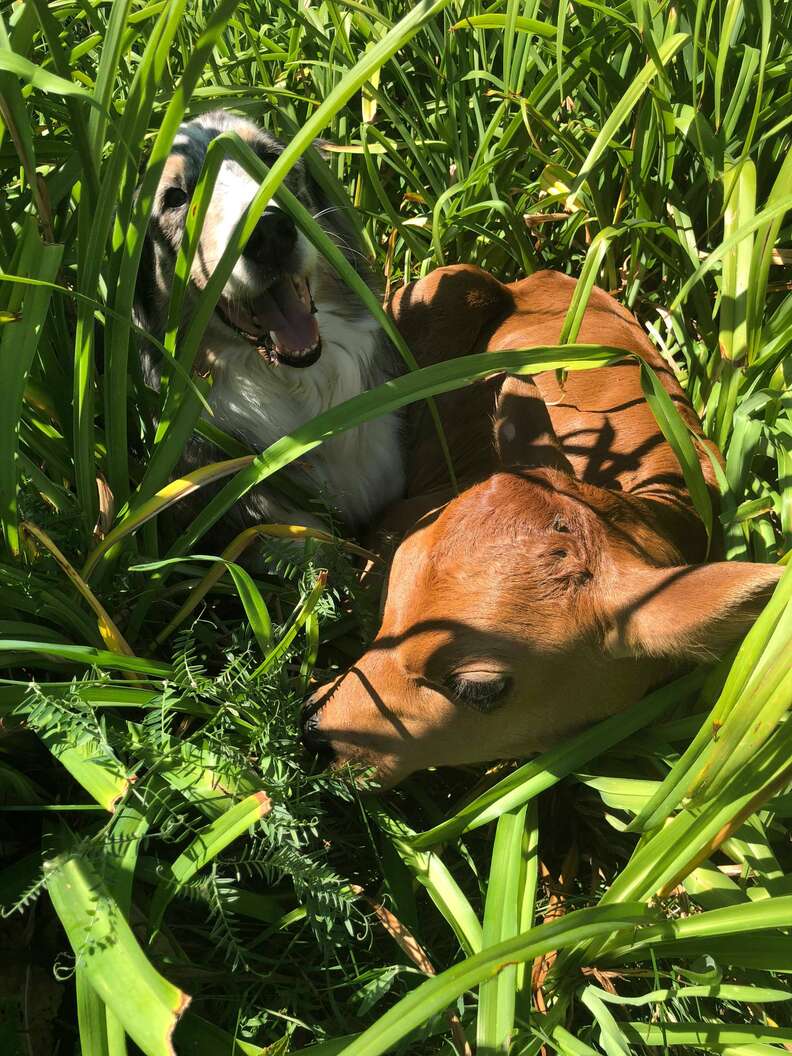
302, 265, 781, 787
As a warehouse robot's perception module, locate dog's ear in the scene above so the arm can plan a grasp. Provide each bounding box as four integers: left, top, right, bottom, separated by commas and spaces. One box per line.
389, 264, 512, 369
494, 375, 575, 474
133, 222, 158, 331
603, 560, 784, 661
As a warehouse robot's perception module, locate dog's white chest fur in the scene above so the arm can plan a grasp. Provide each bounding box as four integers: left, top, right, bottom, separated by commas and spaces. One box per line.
204, 306, 405, 526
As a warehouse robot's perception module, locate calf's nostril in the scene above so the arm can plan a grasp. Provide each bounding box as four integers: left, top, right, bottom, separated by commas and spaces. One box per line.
300, 710, 335, 762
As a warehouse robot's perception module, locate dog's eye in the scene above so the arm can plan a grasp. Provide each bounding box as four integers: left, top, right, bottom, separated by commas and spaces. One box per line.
447, 674, 510, 713
162, 186, 188, 210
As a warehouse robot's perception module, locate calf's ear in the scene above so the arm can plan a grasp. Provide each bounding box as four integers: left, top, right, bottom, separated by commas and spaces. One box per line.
604, 561, 784, 661
494, 375, 575, 474
389, 264, 511, 368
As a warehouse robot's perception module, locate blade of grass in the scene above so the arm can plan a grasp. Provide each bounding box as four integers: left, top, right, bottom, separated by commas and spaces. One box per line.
639, 360, 714, 545
46, 852, 190, 1056
251, 571, 327, 677
373, 807, 483, 956
337, 904, 654, 1056
0, 220, 62, 557
476, 804, 528, 1054
0, 641, 170, 676
566, 33, 689, 209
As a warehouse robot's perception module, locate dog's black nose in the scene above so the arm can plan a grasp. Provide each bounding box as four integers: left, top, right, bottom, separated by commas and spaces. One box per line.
300, 699, 335, 763
243, 205, 297, 265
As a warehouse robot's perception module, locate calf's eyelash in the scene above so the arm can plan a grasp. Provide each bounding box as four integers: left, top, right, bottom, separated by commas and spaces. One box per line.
446, 674, 510, 712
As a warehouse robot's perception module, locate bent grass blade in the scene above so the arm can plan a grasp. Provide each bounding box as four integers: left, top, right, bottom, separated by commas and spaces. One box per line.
252, 571, 327, 678
82, 456, 255, 579
372, 806, 483, 957
46, 852, 191, 1056
153, 523, 378, 645
21, 521, 135, 657
133, 554, 275, 657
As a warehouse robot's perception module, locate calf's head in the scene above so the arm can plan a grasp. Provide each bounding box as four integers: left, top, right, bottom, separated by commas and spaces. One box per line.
304, 382, 781, 787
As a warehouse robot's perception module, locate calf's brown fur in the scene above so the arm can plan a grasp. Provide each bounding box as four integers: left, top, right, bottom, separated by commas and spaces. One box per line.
304, 265, 781, 786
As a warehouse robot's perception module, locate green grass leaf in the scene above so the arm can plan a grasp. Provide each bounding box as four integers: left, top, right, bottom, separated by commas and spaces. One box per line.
476, 805, 528, 1053
337, 904, 654, 1056
46, 852, 191, 1056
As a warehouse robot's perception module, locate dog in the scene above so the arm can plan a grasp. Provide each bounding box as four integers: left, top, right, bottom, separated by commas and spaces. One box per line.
302, 265, 782, 786
135, 109, 404, 530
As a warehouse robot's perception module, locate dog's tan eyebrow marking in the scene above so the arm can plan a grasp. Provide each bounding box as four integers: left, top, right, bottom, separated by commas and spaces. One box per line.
160, 155, 187, 189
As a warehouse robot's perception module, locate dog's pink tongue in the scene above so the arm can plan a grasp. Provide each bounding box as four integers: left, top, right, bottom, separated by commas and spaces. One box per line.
253, 277, 319, 356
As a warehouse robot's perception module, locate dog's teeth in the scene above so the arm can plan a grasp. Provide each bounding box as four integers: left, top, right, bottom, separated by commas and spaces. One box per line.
291, 274, 313, 311
306, 278, 317, 315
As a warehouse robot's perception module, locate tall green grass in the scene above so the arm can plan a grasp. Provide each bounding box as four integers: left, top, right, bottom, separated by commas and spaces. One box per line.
0, 1, 791, 1054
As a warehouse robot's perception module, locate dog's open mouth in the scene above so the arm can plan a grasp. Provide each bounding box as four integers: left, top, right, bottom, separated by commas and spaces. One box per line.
217, 275, 321, 368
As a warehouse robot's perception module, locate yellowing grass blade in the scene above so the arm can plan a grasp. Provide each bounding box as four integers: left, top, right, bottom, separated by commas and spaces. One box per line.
720, 160, 757, 366
714, 159, 757, 448
362, 57, 380, 123
46, 852, 191, 1056
21, 520, 135, 656
450, 13, 557, 39
37, 727, 131, 812
81, 455, 254, 579
154, 523, 378, 644
748, 147, 792, 363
